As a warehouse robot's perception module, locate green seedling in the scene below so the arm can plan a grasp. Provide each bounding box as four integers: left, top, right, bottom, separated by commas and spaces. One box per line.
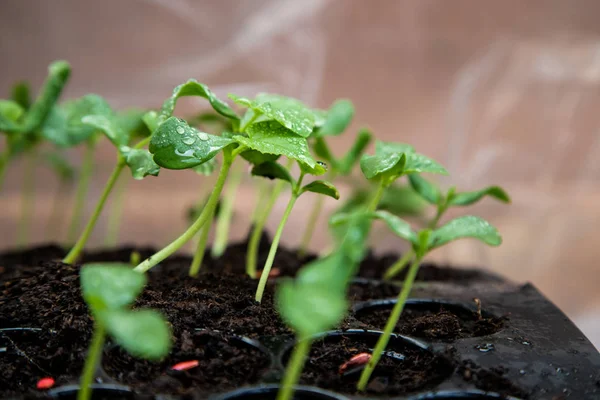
352, 211, 502, 391
382, 174, 510, 280
275, 212, 371, 400
62, 105, 160, 264
78, 264, 171, 400
298, 99, 373, 256
251, 158, 340, 303
0, 61, 71, 192
133, 84, 327, 278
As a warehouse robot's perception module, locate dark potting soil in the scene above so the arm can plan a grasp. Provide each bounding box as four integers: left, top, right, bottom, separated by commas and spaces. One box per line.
458, 360, 530, 398
355, 304, 505, 341
102, 330, 270, 397
0, 241, 519, 398
291, 333, 453, 396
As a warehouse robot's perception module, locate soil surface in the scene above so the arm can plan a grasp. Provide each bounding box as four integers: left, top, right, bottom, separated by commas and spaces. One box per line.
355, 302, 505, 341
289, 333, 453, 396
0, 239, 514, 398
102, 330, 270, 397
458, 360, 529, 398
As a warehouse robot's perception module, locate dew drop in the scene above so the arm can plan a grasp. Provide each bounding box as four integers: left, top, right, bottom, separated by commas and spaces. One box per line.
198, 132, 209, 141
182, 136, 196, 145
176, 126, 185, 135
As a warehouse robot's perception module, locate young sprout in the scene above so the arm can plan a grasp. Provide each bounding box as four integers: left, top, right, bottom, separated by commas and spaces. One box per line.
78, 264, 171, 400
382, 174, 510, 280
251, 155, 340, 303
298, 99, 373, 256
354, 211, 503, 391
275, 212, 371, 400
0, 61, 71, 192
62, 104, 160, 264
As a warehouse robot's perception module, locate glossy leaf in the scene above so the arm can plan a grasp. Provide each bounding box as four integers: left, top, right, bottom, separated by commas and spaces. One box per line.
120, 147, 160, 180
80, 264, 146, 311
159, 79, 238, 124
337, 128, 372, 174
240, 149, 280, 165
408, 174, 442, 205
235, 121, 316, 168
448, 186, 510, 206
360, 151, 406, 180
21, 61, 71, 133
251, 161, 293, 183
100, 309, 171, 360
315, 99, 354, 137
82, 115, 128, 147
277, 279, 347, 337
300, 180, 340, 199
43, 152, 75, 181
230, 93, 315, 138
11, 81, 31, 110
370, 210, 418, 246
428, 216, 502, 250
150, 117, 233, 169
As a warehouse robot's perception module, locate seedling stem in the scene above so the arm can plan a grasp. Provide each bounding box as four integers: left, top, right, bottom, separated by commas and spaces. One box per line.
276, 337, 312, 400
104, 174, 128, 247
211, 160, 243, 258
67, 139, 96, 244
16, 151, 37, 247
255, 171, 306, 303
357, 254, 423, 391
189, 204, 216, 277
77, 322, 105, 400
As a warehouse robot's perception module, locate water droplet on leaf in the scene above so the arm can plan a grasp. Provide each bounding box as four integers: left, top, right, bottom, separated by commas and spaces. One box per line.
176, 126, 185, 135
198, 132, 209, 141
182, 136, 196, 145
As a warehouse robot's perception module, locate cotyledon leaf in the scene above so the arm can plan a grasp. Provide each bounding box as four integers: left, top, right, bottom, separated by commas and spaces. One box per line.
150, 117, 234, 170
120, 147, 160, 180
428, 215, 502, 250
80, 264, 146, 311
234, 121, 316, 168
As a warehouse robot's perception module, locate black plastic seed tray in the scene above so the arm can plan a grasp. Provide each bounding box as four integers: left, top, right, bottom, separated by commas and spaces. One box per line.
2, 278, 600, 400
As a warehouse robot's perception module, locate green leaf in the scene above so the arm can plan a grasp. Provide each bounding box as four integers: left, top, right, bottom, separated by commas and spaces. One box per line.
370, 210, 419, 246
120, 147, 160, 180
192, 157, 217, 176
159, 79, 238, 124
41, 94, 113, 147
360, 151, 406, 180
21, 60, 71, 133
403, 152, 448, 175
150, 117, 233, 169
315, 99, 354, 137
251, 161, 293, 183
277, 279, 347, 337
80, 264, 146, 311
0, 100, 25, 122
11, 81, 31, 110
300, 180, 339, 199
235, 121, 316, 168
428, 216, 502, 250
43, 152, 75, 181
337, 128, 372, 174
240, 149, 280, 165
231, 93, 315, 138
299, 160, 328, 176
408, 174, 442, 205
116, 109, 151, 140
100, 309, 171, 360
379, 183, 427, 217
313, 137, 335, 165
448, 186, 511, 207
142, 111, 159, 133
82, 115, 128, 147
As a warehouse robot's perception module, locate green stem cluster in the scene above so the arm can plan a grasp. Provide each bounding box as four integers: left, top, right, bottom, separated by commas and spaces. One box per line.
211, 160, 243, 258
104, 174, 128, 247
67, 139, 96, 244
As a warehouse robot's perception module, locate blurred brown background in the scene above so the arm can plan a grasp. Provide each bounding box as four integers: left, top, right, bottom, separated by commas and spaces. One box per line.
1, 0, 599, 347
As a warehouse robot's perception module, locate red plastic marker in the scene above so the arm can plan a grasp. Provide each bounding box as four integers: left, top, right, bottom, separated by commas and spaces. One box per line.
339, 353, 372, 374
36, 377, 55, 390
171, 360, 199, 371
